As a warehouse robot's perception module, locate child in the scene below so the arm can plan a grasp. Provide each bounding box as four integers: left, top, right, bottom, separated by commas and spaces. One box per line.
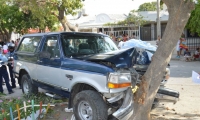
2, 42, 8, 54
184, 49, 192, 62
193, 48, 200, 61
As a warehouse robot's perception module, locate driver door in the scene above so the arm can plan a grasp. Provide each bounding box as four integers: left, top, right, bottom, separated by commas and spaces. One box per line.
36, 35, 63, 87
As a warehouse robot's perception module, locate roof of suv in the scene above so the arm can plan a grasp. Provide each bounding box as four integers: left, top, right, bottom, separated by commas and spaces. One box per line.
22, 32, 108, 37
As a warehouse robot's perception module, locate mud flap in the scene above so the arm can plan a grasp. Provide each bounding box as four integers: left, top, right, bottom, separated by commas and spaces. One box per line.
155, 87, 179, 103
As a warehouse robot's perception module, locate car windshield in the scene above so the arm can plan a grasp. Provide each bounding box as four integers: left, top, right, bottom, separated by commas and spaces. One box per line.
61, 34, 118, 57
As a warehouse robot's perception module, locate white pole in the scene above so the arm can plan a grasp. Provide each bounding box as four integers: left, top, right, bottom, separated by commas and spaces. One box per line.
157, 0, 161, 37
138, 24, 140, 40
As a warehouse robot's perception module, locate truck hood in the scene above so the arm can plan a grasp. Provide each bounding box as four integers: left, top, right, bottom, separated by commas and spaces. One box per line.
75, 48, 137, 68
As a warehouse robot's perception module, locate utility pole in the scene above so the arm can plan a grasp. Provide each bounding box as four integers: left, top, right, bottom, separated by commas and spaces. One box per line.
157, 0, 161, 38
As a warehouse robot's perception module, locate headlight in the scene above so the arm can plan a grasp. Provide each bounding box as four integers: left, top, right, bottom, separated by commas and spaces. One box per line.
108, 72, 131, 89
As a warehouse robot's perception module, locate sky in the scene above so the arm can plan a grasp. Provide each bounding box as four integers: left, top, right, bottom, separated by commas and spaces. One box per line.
82, 0, 156, 15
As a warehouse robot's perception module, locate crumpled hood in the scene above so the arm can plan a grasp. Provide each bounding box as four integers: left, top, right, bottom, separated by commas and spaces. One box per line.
76, 48, 137, 68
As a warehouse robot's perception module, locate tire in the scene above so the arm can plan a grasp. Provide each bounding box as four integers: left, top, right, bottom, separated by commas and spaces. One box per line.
151, 98, 159, 110
73, 90, 108, 120
21, 74, 38, 94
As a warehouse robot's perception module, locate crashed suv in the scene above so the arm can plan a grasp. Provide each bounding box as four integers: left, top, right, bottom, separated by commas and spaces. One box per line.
14, 32, 136, 120
13, 32, 179, 120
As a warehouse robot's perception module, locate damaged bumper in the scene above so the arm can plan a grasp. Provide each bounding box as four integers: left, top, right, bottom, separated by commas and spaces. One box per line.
112, 88, 133, 120
156, 87, 179, 103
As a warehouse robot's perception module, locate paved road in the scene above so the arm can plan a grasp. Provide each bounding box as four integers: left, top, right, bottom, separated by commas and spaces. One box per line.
151, 60, 200, 120
1, 60, 200, 120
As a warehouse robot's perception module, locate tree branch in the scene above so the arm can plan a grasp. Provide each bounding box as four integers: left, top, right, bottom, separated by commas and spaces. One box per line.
65, 18, 77, 31
51, 11, 59, 18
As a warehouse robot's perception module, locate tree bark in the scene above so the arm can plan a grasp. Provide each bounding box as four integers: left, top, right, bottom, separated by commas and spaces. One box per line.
133, 0, 195, 120
2, 27, 11, 42
56, 6, 77, 32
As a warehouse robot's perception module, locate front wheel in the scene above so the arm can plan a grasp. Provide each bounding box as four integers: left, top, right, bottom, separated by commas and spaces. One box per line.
21, 74, 38, 94
73, 90, 108, 120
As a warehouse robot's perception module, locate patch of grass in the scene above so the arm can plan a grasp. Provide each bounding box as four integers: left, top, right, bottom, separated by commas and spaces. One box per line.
0, 92, 68, 120
0, 92, 6, 97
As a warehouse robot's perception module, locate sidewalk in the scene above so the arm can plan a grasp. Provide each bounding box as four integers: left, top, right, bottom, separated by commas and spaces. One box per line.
171, 54, 200, 61
171, 54, 185, 61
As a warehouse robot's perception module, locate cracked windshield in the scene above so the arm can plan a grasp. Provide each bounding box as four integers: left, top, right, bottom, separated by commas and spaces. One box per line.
61, 34, 118, 57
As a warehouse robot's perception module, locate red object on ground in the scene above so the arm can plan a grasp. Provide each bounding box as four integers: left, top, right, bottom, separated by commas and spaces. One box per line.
194, 54, 199, 58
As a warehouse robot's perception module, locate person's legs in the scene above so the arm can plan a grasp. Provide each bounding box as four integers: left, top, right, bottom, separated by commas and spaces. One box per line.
176, 46, 180, 58
180, 48, 183, 56
177, 51, 180, 58
2, 67, 13, 93
177, 51, 180, 56
8, 65, 16, 88
0, 71, 3, 93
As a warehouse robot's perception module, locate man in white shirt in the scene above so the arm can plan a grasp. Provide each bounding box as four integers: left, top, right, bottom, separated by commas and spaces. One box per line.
118, 40, 124, 49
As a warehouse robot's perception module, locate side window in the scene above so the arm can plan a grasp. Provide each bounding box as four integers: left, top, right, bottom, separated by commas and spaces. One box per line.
18, 36, 41, 53
42, 36, 60, 58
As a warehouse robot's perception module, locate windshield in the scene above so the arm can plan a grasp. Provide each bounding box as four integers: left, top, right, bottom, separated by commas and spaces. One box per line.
61, 34, 118, 57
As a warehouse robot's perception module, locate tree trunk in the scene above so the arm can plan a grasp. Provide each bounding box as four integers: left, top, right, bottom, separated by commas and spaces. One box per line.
56, 7, 77, 32
132, 0, 195, 120
2, 27, 11, 42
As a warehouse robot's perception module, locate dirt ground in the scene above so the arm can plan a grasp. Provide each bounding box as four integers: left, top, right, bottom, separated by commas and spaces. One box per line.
151, 60, 200, 120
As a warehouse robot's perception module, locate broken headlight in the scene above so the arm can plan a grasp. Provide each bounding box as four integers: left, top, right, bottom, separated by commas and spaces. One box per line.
108, 72, 131, 89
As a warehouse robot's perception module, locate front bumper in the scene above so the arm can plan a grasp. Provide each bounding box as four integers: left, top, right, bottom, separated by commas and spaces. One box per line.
156, 87, 179, 103
112, 88, 133, 120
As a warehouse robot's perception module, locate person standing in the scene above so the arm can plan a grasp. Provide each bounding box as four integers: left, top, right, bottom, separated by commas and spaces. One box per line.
110, 33, 118, 45
131, 33, 136, 39
110, 33, 116, 41
118, 40, 124, 49
125, 33, 130, 40
2, 42, 8, 54
176, 39, 181, 58
0, 51, 14, 94
6, 43, 16, 88
123, 34, 128, 42
156, 35, 161, 46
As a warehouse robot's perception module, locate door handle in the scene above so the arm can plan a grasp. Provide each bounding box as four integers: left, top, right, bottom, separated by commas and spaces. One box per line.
66, 74, 73, 80
37, 60, 42, 63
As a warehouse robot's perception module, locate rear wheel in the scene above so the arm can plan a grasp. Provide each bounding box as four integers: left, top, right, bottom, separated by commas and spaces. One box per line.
73, 90, 108, 120
21, 74, 38, 94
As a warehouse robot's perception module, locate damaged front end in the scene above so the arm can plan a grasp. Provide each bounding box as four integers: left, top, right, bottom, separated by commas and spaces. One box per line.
108, 88, 133, 120
104, 69, 136, 120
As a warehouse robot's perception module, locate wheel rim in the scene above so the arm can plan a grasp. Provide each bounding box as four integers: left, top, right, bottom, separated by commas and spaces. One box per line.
71, 114, 76, 120
78, 101, 93, 120
23, 79, 29, 94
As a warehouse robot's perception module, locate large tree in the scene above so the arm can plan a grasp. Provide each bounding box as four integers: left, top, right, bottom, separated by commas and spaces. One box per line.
0, 0, 59, 41
12, 0, 83, 32
133, 0, 195, 120
186, 0, 200, 36
138, 1, 163, 11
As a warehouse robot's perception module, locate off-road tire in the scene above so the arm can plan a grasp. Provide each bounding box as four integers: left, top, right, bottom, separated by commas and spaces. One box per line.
73, 90, 108, 120
21, 74, 38, 94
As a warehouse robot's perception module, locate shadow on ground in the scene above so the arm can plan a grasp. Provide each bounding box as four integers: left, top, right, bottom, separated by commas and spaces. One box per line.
151, 104, 200, 120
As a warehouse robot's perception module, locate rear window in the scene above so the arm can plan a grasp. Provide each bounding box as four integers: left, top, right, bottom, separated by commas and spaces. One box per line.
18, 36, 42, 53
